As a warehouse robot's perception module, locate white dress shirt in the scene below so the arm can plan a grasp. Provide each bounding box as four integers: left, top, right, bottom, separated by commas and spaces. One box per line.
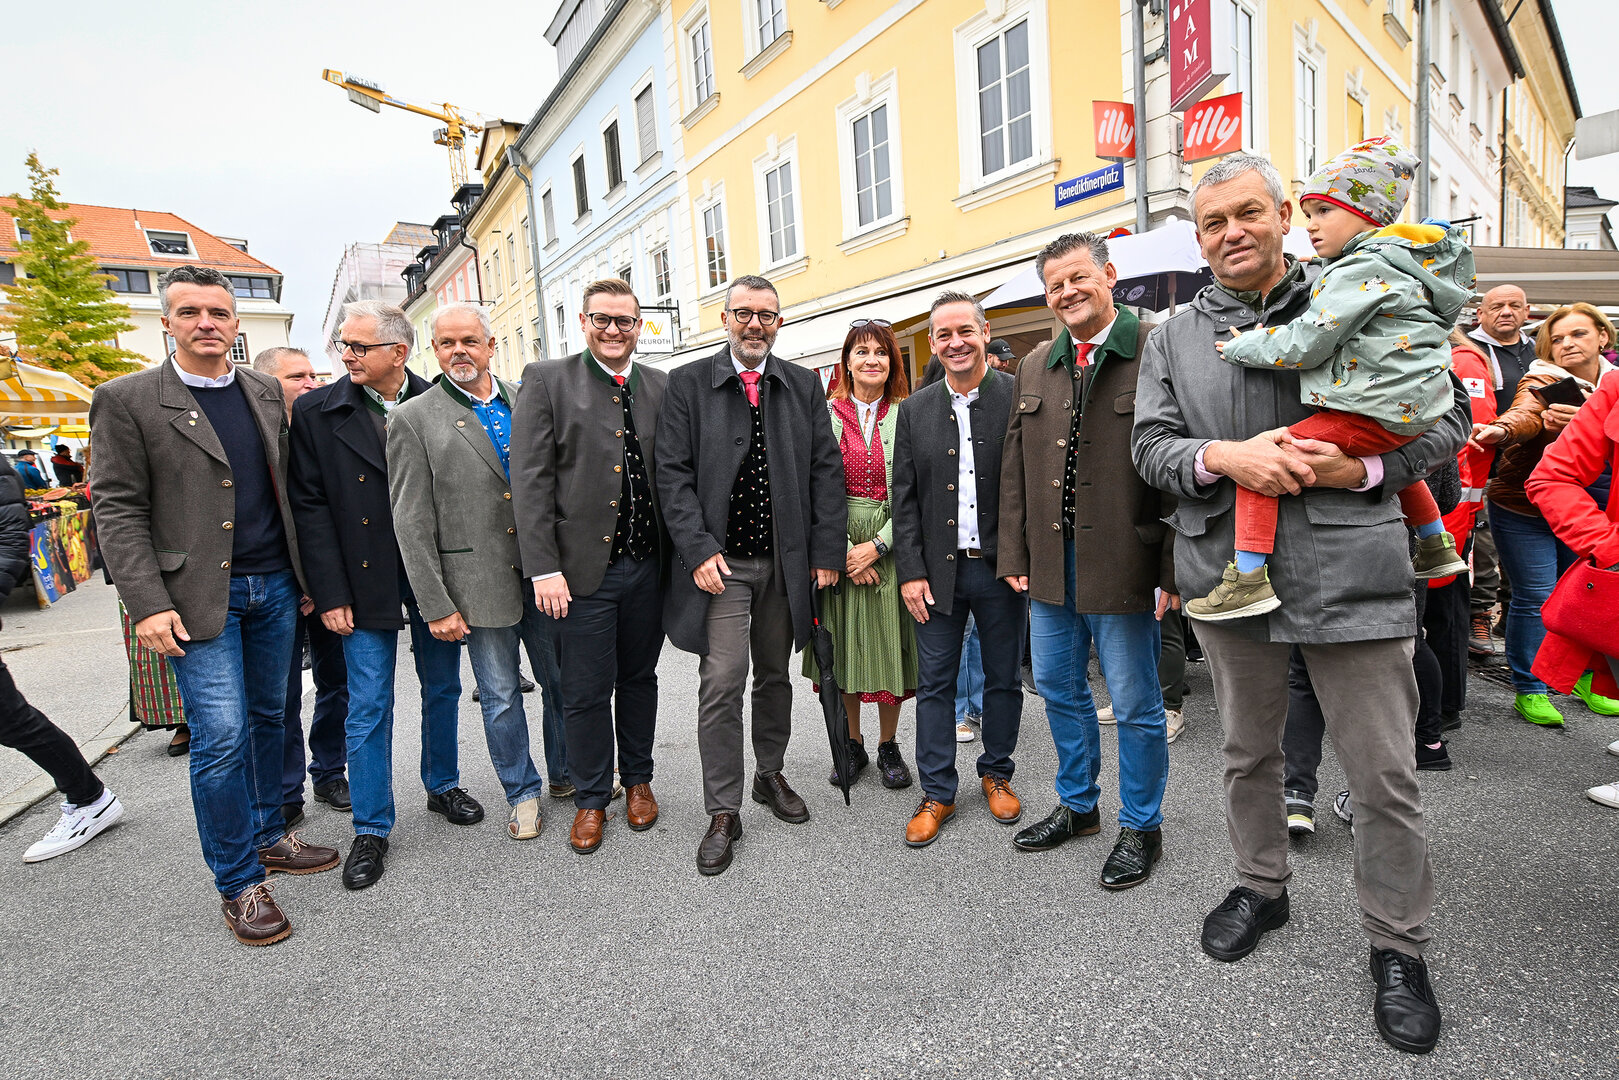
170, 357, 236, 388
949, 384, 981, 549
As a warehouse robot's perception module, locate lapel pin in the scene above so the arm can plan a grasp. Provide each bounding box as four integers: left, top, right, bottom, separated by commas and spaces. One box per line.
190, 410, 198, 418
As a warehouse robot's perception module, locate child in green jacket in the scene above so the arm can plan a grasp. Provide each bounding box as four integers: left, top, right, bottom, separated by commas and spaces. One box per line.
1188, 135, 1475, 621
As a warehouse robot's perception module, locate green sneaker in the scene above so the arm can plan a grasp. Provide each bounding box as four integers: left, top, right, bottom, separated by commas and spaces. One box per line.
1186, 562, 1281, 622
1412, 531, 1469, 579
1514, 693, 1565, 727
1573, 672, 1619, 716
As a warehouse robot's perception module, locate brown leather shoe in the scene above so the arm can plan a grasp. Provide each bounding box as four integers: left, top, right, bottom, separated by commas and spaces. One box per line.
905, 798, 956, 847
221, 882, 290, 946
625, 783, 659, 831
258, 832, 340, 875
697, 812, 742, 875
750, 771, 809, 823
982, 776, 1023, 824
570, 808, 605, 853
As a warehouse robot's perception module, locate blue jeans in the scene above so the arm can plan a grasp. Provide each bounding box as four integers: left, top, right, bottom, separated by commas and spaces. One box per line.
166, 571, 298, 899
282, 612, 348, 806
955, 615, 984, 721
464, 594, 554, 807
342, 601, 464, 838
1029, 541, 1168, 830
913, 556, 1025, 804
1488, 502, 1577, 694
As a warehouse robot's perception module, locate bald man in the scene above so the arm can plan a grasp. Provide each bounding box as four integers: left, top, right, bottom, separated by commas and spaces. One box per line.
1467, 286, 1534, 415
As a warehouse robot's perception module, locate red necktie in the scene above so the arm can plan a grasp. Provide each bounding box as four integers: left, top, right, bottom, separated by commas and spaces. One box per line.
614, 375, 625, 387
1075, 342, 1095, 370
740, 369, 761, 407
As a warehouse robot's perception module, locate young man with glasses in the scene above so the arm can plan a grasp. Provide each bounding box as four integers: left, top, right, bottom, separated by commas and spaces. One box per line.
288, 301, 477, 891
655, 275, 846, 875
512, 278, 667, 854
91, 265, 338, 945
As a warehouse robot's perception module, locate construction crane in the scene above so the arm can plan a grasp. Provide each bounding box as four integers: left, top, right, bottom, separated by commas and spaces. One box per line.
322, 69, 483, 193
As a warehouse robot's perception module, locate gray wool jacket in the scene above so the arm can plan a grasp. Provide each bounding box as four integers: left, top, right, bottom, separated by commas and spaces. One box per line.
1131, 258, 1471, 643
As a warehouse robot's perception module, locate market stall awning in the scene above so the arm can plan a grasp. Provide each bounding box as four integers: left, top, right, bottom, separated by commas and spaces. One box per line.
0, 362, 93, 426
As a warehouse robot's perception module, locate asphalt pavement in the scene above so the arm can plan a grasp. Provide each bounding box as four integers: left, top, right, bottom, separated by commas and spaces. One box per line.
1, 614, 1616, 1079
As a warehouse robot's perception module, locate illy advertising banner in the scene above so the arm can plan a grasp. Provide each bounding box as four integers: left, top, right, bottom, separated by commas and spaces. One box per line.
1168, 0, 1228, 112
1183, 92, 1244, 162
1093, 101, 1135, 159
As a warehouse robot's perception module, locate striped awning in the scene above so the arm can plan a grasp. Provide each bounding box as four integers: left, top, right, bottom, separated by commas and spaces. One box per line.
0, 361, 93, 426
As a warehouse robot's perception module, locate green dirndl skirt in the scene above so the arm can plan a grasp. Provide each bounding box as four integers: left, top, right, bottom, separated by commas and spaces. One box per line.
801, 496, 918, 703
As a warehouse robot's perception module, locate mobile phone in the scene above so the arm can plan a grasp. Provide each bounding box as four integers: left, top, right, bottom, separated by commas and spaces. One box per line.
1531, 377, 1587, 409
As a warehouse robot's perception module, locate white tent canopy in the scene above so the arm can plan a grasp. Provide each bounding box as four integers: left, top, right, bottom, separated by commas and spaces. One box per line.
0, 361, 94, 427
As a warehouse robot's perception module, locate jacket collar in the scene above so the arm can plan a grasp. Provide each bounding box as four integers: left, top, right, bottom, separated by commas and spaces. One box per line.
319, 369, 430, 413
436, 373, 515, 410
1048, 304, 1140, 374
584, 349, 642, 394
709, 343, 780, 389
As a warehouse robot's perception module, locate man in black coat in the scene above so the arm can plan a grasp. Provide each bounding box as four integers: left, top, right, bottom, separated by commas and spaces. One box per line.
288, 300, 472, 891
0, 461, 125, 862
892, 291, 1025, 848
654, 274, 846, 875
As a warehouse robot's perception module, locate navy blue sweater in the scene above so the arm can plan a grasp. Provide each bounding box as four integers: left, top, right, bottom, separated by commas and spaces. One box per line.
190, 381, 290, 576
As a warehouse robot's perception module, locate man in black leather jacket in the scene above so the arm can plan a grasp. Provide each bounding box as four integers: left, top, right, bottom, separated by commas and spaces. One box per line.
0, 460, 124, 861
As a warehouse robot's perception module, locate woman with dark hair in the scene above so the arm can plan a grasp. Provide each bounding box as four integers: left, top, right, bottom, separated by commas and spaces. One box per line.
1472, 302, 1619, 726
803, 319, 917, 788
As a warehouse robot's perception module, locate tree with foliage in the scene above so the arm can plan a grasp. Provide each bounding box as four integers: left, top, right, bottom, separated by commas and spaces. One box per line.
0, 153, 143, 386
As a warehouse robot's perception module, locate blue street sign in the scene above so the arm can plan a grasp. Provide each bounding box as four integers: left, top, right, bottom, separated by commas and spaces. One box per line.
1054, 163, 1124, 208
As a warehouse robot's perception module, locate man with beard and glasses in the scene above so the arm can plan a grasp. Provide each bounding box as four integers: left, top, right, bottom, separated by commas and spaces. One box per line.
387, 301, 562, 843
655, 274, 846, 876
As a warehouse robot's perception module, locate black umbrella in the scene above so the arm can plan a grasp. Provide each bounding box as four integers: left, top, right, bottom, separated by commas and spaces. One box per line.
810, 585, 854, 805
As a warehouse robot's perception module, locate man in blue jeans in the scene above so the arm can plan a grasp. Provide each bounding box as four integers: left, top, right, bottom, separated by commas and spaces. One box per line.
999, 233, 1175, 889
289, 300, 473, 891
388, 301, 558, 842
91, 265, 339, 945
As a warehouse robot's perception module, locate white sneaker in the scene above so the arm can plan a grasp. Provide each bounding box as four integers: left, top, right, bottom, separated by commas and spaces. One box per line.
1332, 790, 1354, 829
24, 790, 124, 863
1165, 708, 1186, 743
1587, 782, 1619, 809
955, 720, 976, 743
1096, 705, 1116, 725
1608, 739, 1619, 757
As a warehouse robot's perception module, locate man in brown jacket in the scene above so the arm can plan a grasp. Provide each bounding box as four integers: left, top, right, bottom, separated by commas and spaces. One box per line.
999, 232, 1176, 890
90, 265, 338, 946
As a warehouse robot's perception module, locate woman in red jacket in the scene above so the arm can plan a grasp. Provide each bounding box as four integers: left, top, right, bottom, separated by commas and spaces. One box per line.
1525, 369, 1619, 807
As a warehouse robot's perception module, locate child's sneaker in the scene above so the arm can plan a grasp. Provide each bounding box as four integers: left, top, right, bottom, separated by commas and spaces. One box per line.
24, 790, 124, 863
1186, 563, 1281, 622
1412, 532, 1468, 579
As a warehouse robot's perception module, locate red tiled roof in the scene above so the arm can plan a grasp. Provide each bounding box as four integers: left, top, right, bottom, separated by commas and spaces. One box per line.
0, 199, 282, 276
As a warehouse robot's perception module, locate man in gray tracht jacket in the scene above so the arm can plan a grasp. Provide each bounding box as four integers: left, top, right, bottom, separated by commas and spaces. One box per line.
1131, 154, 1470, 1055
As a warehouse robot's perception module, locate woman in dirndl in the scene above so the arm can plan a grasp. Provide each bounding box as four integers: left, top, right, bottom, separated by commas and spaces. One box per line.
803, 319, 917, 789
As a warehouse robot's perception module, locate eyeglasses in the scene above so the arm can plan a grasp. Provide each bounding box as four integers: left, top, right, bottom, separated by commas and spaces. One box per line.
850, 318, 891, 329
335, 340, 401, 358
727, 308, 779, 326
586, 313, 640, 332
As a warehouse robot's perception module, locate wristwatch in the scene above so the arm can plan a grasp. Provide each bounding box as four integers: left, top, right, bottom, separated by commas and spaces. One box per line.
872, 537, 890, 557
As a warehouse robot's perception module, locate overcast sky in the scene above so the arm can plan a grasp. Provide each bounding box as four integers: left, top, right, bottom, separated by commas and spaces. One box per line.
3, 0, 1613, 366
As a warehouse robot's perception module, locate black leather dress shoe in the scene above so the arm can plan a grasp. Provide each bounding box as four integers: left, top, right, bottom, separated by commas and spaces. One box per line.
1012, 804, 1100, 851
519, 676, 536, 693
750, 772, 809, 823
342, 834, 388, 890
1201, 886, 1290, 961
1370, 948, 1441, 1054
313, 778, 352, 811
281, 803, 304, 828
1100, 827, 1162, 889
697, 812, 742, 876
426, 787, 485, 825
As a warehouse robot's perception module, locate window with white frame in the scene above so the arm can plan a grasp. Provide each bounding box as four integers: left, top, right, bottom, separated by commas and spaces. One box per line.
541, 188, 557, 244
555, 304, 568, 352
634, 84, 658, 163
689, 14, 715, 104
507, 234, 519, 278
517, 327, 526, 360
618, 264, 633, 290
651, 246, 672, 298
572, 155, 589, 218
953, 2, 1052, 193
698, 191, 729, 291
603, 120, 624, 191
754, 140, 802, 267
835, 72, 906, 239
491, 251, 503, 297
1295, 52, 1321, 178
229, 333, 249, 364
752, 0, 787, 55
1225, 1, 1256, 145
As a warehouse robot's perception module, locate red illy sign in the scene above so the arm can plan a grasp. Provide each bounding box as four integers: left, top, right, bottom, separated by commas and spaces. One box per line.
1183, 92, 1244, 162
1093, 101, 1135, 159
1168, 0, 1228, 111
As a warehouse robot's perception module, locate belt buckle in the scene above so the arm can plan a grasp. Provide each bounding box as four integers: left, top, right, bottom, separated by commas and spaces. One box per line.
963, 548, 982, 559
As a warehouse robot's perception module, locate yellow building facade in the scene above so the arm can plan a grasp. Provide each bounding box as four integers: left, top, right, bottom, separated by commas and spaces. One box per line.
1499, 0, 1578, 248
467, 122, 543, 383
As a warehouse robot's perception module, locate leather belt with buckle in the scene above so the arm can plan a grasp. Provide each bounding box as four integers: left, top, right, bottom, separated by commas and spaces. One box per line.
959, 547, 984, 559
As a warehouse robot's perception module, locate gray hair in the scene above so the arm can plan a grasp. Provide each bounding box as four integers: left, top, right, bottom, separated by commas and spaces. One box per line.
1191, 153, 1287, 217
158, 265, 235, 317
252, 346, 307, 375
1035, 232, 1110, 281
430, 301, 494, 341
341, 299, 414, 351
929, 290, 987, 334
724, 274, 778, 308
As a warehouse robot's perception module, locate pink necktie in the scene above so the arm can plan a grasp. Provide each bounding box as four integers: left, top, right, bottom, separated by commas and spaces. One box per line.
740, 369, 761, 407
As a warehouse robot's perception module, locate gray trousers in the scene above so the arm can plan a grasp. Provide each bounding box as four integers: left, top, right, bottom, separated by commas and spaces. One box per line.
1197, 622, 1434, 955
696, 554, 794, 815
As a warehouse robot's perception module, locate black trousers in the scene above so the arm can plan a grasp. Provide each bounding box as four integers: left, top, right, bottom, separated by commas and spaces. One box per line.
282, 612, 349, 806
555, 554, 663, 811
0, 654, 101, 806
1423, 575, 1471, 715
1158, 605, 1187, 710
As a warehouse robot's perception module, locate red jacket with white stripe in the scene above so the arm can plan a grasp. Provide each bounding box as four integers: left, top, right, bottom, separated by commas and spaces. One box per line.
1429, 342, 1497, 589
